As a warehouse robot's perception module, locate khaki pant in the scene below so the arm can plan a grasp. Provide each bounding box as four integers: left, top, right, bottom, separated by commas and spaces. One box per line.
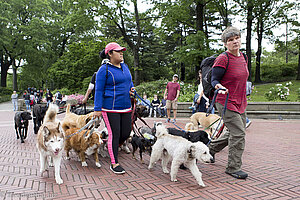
166, 100, 178, 110
208, 103, 246, 173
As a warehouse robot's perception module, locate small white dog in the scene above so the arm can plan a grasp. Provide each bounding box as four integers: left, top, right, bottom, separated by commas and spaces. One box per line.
36, 104, 65, 184
148, 124, 212, 187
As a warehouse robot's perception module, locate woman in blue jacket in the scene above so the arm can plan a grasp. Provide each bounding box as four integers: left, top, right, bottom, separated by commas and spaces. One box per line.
94, 42, 134, 174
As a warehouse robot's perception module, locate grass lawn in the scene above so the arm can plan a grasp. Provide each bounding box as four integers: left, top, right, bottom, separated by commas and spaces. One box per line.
249, 80, 300, 102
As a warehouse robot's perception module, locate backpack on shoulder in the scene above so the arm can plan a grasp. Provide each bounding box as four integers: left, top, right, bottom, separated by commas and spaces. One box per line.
200, 52, 247, 100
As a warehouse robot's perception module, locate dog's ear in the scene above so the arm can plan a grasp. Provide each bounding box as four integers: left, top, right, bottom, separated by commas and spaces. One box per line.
57, 122, 65, 137
43, 126, 50, 138
187, 145, 196, 159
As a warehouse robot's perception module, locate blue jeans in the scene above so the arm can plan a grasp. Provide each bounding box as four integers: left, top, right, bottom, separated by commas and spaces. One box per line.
25, 100, 30, 110
193, 96, 207, 114
12, 100, 18, 111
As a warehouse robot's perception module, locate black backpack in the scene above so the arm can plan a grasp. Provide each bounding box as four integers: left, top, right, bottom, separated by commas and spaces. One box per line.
57, 92, 62, 100
200, 52, 247, 99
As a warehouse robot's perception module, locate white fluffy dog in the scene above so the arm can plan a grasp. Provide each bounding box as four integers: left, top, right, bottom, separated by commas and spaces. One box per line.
148, 124, 213, 187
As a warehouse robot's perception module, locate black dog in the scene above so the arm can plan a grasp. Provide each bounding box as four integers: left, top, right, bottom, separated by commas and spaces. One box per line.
14, 111, 32, 143
130, 134, 155, 164
32, 104, 48, 134
167, 128, 209, 145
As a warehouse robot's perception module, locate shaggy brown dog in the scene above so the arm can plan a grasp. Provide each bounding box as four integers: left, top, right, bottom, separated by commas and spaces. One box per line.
61, 104, 94, 132
64, 128, 103, 168
190, 112, 223, 138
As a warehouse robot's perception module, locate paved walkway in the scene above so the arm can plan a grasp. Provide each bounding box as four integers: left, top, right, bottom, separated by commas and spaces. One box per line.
0, 102, 299, 199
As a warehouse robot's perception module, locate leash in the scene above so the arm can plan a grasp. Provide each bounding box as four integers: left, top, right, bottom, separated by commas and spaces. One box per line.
206, 88, 229, 145
65, 117, 101, 139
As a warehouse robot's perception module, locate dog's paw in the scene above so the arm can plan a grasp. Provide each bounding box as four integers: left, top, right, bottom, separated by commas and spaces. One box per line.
171, 179, 177, 182
163, 169, 169, 174
55, 177, 63, 185
141, 160, 145, 164
82, 162, 88, 167
95, 162, 101, 168
40, 169, 46, 175
64, 156, 70, 160
198, 182, 206, 187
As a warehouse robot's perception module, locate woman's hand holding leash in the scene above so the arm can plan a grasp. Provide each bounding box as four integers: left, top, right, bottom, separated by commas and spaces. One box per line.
215, 83, 228, 94
93, 111, 102, 119
129, 87, 135, 97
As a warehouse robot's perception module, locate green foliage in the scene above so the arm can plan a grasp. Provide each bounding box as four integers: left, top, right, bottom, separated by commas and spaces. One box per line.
260, 63, 297, 82
135, 79, 169, 100
0, 87, 13, 95
48, 40, 106, 92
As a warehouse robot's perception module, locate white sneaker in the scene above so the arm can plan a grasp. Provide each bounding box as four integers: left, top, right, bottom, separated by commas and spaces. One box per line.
246, 120, 252, 128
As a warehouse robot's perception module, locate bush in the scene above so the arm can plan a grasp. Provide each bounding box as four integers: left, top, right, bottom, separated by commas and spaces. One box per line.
261, 63, 297, 82
0, 87, 13, 95
264, 82, 292, 101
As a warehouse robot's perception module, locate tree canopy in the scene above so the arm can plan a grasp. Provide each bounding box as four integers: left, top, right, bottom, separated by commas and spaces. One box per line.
0, 0, 299, 93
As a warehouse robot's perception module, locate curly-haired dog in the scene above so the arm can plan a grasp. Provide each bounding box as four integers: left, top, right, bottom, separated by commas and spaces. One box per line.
61, 104, 95, 131
36, 104, 65, 184
148, 125, 213, 187
32, 104, 48, 134
190, 112, 224, 138
65, 128, 103, 168
14, 111, 32, 143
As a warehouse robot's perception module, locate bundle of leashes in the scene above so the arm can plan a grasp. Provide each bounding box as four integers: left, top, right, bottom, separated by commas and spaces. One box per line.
206, 88, 229, 145
65, 117, 102, 139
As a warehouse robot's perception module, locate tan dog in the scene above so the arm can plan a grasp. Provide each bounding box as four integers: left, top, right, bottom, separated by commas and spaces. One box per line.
190, 112, 223, 138
65, 128, 103, 168
62, 104, 94, 132
36, 104, 65, 184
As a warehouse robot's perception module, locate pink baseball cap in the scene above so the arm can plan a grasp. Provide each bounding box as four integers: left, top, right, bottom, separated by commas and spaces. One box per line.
105, 42, 126, 55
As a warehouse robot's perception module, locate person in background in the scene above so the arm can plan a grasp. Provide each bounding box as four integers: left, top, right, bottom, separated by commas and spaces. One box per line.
164, 74, 180, 123
23, 90, 31, 111
149, 94, 160, 118
209, 26, 249, 179
11, 91, 18, 111
139, 94, 150, 111
93, 42, 134, 174
245, 81, 252, 128
45, 89, 53, 107
190, 70, 210, 114
158, 98, 167, 117
82, 59, 110, 104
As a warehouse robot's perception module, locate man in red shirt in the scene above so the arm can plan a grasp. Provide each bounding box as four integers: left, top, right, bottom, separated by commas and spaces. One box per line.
209, 27, 248, 179
164, 74, 180, 123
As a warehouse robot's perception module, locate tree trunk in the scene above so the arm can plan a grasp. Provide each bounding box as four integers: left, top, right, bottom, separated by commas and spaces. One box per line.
0, 52, 11, 87
12, 59, 18, 91
195, 1, 205, 79
133, 0, 141, 85
297, 36, 300, 80
255, 17, 263, 83
246, 1, 254, 81
180, 62, 185, 82
196, 1, 204, 32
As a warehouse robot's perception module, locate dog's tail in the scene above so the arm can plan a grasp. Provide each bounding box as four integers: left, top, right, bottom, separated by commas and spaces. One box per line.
66, 104, 71, 114
44, 104, 59, 123
155, 124, 168, 138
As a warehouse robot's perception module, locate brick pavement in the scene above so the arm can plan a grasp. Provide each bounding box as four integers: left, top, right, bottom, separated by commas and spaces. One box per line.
0, 109, 299, 200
